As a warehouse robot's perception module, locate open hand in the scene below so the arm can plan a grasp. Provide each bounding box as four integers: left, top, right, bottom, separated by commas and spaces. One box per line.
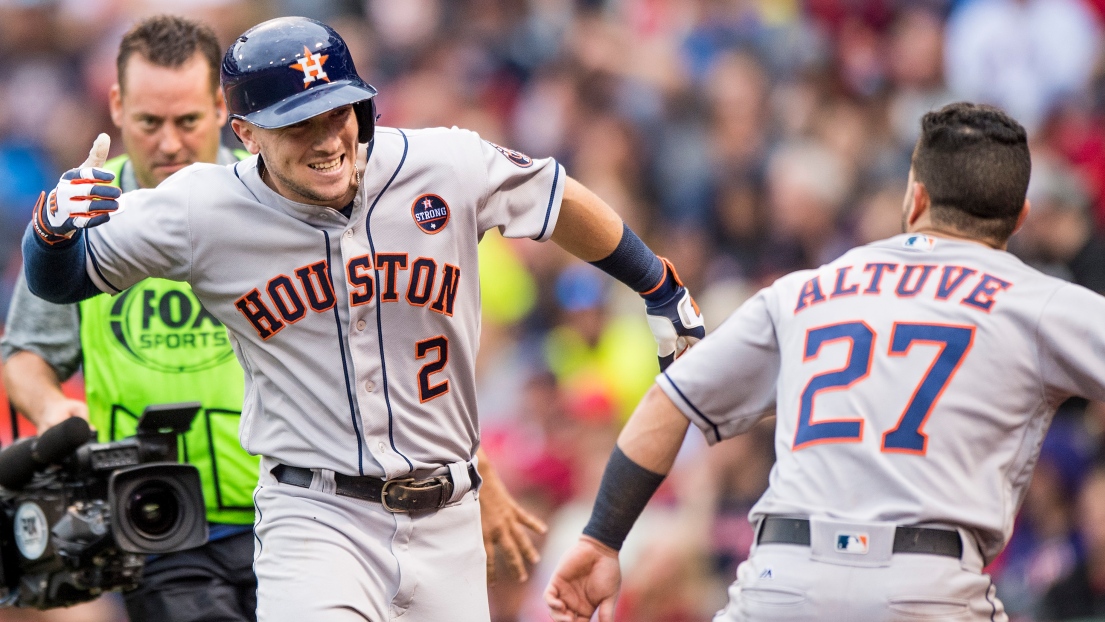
478, 460, 547, 583
545, 537, 622, 622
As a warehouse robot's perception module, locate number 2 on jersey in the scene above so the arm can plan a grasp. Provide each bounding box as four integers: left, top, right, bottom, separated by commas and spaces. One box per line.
415, 336, 450, 402
794, 322, 975, 454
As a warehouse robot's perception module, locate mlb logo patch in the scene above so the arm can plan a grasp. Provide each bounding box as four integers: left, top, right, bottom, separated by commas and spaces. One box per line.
487, 141, 534, 168
835, 532, 869, 554
902, 234, 937, 251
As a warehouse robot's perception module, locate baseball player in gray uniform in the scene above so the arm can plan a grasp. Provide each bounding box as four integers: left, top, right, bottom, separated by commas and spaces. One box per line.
545, 102, 1105, 622
20, 16, 704, 622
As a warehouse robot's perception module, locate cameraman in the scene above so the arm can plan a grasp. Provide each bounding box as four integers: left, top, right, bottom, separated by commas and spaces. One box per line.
0, 15, 257, 622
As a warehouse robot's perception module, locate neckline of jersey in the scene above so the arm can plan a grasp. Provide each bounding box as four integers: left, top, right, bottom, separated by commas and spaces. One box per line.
240, 156, 365, 225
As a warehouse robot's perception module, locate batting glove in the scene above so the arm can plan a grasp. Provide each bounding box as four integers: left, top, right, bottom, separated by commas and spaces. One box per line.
32, 134, 121, 244
643, 258, 705, 371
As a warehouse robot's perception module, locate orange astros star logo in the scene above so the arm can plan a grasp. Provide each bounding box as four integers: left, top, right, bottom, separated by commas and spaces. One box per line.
289, 45, 330, 87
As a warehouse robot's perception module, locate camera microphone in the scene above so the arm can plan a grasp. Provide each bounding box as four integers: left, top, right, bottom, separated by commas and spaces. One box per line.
33, 417, 92, 465
0, 417, 91, 490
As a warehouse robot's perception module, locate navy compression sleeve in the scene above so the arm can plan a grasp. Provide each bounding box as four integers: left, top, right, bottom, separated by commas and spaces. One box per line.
582, 445, 666, 551
589, 223, 670, 299
21, 223, 101, 304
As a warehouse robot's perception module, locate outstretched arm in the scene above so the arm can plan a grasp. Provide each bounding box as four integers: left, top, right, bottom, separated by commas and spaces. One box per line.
545, 385, 690, 621
550, 177, 704, 370
2, 351, 88, 432
21, 228, 101, 304
548, 178, 623, 261
611, 385, 692, 475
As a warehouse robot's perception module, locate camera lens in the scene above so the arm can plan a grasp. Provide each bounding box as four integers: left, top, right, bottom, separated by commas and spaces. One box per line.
126, 481, 180, 538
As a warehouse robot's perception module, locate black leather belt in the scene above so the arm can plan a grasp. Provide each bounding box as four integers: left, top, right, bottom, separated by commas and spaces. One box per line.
757, 517, 963, 559
271, 463, 477, 513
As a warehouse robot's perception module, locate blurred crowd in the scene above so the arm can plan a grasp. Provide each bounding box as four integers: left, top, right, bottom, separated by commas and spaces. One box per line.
3, 0, 1105, 620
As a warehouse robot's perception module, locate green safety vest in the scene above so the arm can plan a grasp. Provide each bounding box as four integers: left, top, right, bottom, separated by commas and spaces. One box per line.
78, 152, 257, 525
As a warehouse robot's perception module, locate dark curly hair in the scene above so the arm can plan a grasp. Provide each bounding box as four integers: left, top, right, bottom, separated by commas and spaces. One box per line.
912, 102, 1031, 243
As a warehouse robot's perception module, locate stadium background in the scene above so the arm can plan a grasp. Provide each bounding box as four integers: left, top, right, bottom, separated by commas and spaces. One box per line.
1, 0, 1104, 620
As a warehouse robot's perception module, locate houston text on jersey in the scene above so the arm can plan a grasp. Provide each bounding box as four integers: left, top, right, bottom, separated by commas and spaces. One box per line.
233, 254, 460, 340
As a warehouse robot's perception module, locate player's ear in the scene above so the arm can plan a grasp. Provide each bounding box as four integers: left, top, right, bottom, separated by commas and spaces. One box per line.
213, 89, 228, 128
230, 119, 260, 155
906, 180, 930, 226
1012, 199, 1031, 236
109, 83, 124, 129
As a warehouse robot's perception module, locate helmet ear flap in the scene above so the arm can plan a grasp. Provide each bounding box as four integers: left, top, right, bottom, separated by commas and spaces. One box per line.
354, 99, 376, 144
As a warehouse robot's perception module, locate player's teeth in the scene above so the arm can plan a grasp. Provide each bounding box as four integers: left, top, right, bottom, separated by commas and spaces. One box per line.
309, 158, 341, 171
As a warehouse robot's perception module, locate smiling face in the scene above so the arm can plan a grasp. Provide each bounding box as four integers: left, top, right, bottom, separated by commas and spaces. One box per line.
110, 52, 227, 189
231, 106, 360, 209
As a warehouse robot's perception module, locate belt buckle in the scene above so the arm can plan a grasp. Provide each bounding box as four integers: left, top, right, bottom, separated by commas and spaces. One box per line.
380, 477, 417, 513
426, 475, 453, 508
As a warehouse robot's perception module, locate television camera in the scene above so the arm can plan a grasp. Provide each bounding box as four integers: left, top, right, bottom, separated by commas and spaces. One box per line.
0, 403, 208, 608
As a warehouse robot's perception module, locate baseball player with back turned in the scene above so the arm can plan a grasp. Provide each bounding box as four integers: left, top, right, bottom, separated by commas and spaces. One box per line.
20, 16, 704, 622
545, 102, 1105, 622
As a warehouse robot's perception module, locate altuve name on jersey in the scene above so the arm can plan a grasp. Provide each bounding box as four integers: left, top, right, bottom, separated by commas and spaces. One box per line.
794, 262, 1011, 314
234, 253, 460, 340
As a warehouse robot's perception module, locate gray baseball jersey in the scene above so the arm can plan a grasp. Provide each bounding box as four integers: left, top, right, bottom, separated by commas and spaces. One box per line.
80, 126, 564, 478
660, 233, 1105, 563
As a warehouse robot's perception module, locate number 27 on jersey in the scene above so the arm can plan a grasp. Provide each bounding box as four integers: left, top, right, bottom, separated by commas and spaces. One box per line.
795, 321, 975, 455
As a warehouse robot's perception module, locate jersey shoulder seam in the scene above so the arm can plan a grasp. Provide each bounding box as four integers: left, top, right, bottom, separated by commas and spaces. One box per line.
763, 286, 783, 352
165, 162, 220, 183
476, 133, 492, 212
377, 126, 459, 141
1032, 282, 1069, 409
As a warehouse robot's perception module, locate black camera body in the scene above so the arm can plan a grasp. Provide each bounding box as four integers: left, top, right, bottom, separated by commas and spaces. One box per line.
0, 404, 208, 609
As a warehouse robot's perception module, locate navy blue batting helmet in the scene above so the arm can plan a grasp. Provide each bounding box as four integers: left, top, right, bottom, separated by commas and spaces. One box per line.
222, 17, 377, 143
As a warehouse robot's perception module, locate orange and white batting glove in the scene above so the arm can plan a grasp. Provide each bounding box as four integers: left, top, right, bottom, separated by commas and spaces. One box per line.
643, 258, 705, 371
32, 134, 121, 244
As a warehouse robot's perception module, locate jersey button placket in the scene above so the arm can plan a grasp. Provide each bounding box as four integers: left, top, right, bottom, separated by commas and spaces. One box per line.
338, 229, 388, 472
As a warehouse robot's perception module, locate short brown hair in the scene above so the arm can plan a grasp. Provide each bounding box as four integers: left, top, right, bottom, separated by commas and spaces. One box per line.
117, 15, 221, 94
913, 102, 1031, 243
